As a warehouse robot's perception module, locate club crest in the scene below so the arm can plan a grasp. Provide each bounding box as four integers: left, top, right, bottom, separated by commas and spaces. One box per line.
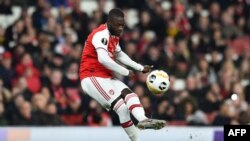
109, 89, 114, 95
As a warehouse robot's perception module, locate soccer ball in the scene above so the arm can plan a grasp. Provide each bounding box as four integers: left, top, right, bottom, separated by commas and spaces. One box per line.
146, 70, 170, 95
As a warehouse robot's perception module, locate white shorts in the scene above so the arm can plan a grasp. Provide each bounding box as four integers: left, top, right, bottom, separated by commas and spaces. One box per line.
81, 76, 129, 110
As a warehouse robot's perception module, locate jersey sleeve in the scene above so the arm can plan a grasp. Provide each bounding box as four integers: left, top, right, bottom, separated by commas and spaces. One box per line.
97, 49, 130, 76
115, 43, 122, 53
92, 30, 109, 51
116, 50, 144, 71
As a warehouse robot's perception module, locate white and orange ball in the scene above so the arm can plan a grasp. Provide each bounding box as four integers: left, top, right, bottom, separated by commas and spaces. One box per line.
146, 70, 170, 95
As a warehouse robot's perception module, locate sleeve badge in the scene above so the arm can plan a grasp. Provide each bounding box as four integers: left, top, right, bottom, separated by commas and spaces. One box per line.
101, 38, 108, 45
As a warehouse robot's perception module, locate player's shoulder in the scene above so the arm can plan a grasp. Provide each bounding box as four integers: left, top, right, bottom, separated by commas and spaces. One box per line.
92, 24, 110, 39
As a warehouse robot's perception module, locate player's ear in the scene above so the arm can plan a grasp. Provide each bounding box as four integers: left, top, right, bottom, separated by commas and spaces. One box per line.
107, 20, 111, 28
107, 17, 112, 25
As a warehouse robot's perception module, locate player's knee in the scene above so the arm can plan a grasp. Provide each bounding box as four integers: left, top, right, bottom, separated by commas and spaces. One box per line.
121, 88, 133, 99
112, 99, 129, 114
116, 102, 129, 114
114, 102, 131, 122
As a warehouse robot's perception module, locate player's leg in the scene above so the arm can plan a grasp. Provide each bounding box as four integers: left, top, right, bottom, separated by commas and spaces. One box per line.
81, 77, 139, 141
120, 88, 147, 121
110, 97, 139, 141
116, 84, 166, 130
81, 77, 112, 110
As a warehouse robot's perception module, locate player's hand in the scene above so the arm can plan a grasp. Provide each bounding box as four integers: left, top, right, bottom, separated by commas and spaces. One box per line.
128, 70, 135, 77
142, 65, 153, 73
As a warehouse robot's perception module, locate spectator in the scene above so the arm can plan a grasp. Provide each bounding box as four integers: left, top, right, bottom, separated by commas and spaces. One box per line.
239, 58, 250, 84
0, 51, 15, 89
0, 78, 12, 106
153, 99, 175, 121
48, 0, 68, 7
32, 0, 51, 30
44, 101, 64, 125
12, 77, 33, 101
86, 100, 112, 126
213, 100, 237, 125
140, 96, 152, 118
200, 90, 221, 113
0, 95, 8, 125
12, 101, 35, 125
70, 0, 89, 44
31, 93, 63, 125
48, 69, 67, 111
189, 57, 217, 87
0, 26, 5, 45
0, 0, 12, 15
136, 11, 154, 35
62, 61, 79, 88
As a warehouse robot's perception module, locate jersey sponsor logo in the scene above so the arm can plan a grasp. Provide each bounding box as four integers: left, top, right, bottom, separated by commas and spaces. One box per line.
109, 89, 114, 95
101, 38, 108, 45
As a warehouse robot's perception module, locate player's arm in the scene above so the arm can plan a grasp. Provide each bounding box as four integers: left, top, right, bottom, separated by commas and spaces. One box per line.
115, 44, 153, 73
97, 49, 130, 76
115, 49, 143, 71
92, 32, 130, 76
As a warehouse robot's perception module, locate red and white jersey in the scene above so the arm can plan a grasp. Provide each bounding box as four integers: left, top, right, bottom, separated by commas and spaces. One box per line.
79, 24, 121, 80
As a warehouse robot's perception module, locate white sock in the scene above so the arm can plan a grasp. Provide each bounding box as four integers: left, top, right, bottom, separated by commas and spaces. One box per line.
113, 99, 140, 141
122, 122, 140, 141
124, 93, 147, 122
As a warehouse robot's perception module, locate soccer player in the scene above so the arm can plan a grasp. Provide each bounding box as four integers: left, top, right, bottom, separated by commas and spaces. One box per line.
80, 8, 166, 141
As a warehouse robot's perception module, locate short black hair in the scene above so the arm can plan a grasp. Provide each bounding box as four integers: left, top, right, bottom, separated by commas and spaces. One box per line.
108, 8, 124, 20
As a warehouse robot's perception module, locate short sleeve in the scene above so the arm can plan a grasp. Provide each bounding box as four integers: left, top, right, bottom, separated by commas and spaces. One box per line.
92, 30, 109, 50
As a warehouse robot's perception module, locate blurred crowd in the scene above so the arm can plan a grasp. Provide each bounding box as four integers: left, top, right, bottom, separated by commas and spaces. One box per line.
0, 0, 250, 126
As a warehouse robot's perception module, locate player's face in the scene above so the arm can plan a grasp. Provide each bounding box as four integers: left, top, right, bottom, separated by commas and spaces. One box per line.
108, 16, 125, 36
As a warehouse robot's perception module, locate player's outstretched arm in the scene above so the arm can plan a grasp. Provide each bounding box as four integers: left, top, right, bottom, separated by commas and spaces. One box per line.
97, 48, 130, 76
116, 51, 153, 73
116, 51, 143, 71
